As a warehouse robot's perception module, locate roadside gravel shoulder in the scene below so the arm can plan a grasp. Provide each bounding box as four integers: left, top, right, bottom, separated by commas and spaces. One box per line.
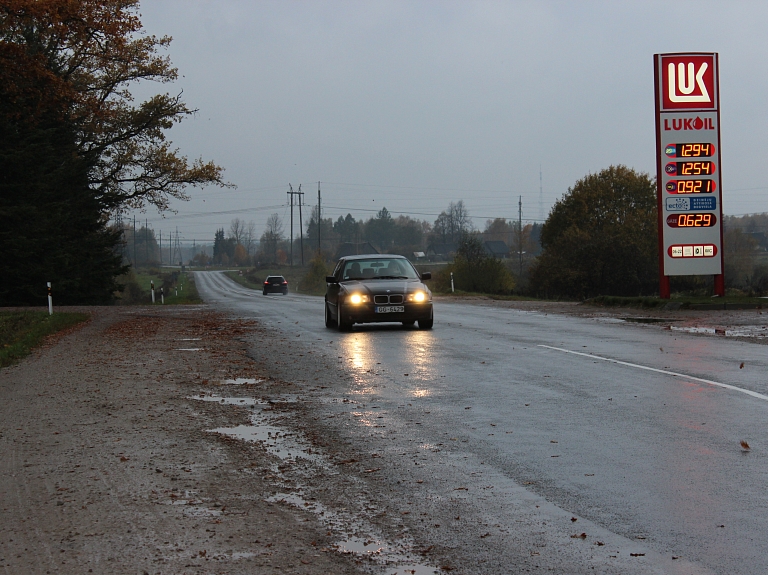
0, 305, 365, 575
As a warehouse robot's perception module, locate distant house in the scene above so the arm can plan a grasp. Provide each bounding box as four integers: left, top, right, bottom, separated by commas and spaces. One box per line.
746, 231, 768, 250
333, 242, 379, 260
483, 240, 509, 259
426, 243, 457, 261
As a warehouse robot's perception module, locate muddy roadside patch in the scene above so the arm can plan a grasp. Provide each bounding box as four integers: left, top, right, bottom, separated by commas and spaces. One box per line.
0, 306, 382, 575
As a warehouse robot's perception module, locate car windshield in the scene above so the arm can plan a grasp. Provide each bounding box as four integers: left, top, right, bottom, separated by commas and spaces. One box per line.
342, 258, 419, 281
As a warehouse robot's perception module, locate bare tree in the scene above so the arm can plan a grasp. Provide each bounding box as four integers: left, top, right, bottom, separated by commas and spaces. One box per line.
260, 213, 284, 263
449, 200, 473, 238
229, 218, 246, 246
432, 200, 473, 244
243, 221, 257, 255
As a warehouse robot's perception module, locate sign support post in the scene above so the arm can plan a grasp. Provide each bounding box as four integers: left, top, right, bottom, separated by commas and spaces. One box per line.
654, 52, 725, 298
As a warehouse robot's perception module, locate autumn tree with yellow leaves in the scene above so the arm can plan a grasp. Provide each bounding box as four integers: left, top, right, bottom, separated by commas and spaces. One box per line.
0, 0, 230, 304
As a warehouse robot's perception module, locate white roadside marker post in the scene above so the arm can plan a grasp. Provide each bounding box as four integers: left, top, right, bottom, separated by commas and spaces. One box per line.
161, 287, 164, 304
151, 280, 155, 304
47, 282, 53, 315
450, 272, 455, 293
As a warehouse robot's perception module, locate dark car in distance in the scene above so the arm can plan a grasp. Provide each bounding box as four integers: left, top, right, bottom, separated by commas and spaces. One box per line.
263, 275, 288, 295
324, 254, 433, 331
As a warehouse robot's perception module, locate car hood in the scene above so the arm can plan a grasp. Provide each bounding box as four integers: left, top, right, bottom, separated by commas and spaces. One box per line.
341, 279, 428, 295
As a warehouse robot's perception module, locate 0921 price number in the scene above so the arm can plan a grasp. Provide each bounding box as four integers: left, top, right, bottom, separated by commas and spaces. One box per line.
665, 179, 716, 194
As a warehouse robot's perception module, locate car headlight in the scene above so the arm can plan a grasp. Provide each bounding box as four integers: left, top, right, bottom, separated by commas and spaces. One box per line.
348, 293, 369, 304
407, 291, 427, 303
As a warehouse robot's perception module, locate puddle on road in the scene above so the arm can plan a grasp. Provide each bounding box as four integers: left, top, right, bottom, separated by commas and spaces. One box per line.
621, 317, 675, 324
222, 377, 263, 385
177, 338, 202, 341
193, 393, 438, 574
190, 394, 260, 406
671, 325, 768, 337
175, 348, 203, 351
268, 491, 438, 575
191, 395, 322, 463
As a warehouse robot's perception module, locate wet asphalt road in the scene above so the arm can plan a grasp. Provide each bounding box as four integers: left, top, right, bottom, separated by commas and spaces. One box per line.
195, 271, 768, 575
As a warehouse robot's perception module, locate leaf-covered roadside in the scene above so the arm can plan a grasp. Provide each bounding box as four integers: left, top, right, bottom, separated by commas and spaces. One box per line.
0, 310, 89, 368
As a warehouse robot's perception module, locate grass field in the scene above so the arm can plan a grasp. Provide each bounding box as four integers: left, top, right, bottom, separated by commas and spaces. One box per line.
586, 294, 766, 309
0, 311, 90, 368
130, 271, 202, 305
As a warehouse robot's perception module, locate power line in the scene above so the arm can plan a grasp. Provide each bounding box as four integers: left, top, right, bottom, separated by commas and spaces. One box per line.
146, 204, 285, 220
321, 204, 546, 223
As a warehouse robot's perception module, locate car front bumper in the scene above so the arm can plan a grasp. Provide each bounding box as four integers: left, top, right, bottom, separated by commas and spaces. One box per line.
341, 302, 432, 324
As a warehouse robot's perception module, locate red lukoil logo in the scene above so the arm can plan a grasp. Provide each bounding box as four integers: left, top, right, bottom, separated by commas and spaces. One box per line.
661, 54, 716, 110
663, 116, 715, 131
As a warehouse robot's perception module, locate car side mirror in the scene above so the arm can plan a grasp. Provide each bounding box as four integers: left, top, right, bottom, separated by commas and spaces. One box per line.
326, 276, 338, 284
420, 272, 431, 280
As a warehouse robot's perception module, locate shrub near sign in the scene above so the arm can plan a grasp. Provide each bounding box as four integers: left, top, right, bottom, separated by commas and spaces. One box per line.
654, 52, 725, 297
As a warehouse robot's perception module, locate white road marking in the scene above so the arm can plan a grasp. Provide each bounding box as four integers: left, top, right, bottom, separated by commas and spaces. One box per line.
538, 345, 768, 402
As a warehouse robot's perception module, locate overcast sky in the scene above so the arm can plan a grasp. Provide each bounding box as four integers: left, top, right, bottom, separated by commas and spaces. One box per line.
130, 1, 768, 244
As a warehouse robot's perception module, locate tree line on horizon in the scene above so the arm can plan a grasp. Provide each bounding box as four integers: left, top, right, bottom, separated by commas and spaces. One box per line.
183, 200, 543, 272
3, 3, 765, 304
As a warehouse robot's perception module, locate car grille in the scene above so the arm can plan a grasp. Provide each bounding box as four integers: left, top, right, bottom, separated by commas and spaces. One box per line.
374, 294, 403, 304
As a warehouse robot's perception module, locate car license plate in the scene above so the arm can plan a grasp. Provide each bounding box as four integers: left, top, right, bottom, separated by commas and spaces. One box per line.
375, 305, 404, 313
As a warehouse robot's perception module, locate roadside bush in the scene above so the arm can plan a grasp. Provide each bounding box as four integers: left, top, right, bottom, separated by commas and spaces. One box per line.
431, 264, 456, 293
115, 270, 147, 304
451, 235, 515, 294
298, 253, 331, 295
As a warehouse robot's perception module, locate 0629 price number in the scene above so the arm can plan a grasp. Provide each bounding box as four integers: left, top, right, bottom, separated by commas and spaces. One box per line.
666, 213, 717, 228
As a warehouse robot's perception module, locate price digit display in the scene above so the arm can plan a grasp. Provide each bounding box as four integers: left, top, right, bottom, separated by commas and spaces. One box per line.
665, 179, 716, 194
665, 143, 715, 158
666, 213, 717, 228
665, 161, 716, 176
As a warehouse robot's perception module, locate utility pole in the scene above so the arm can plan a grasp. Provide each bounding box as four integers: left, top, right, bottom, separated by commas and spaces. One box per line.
518, 195, 523, 278
539, 165, 544, 223
298, 184, 304, 266
288, 185, 294, 267
171, 227, 183, 266
115, 212, 125, 264
318, 181, 321, 254
133, 215, 136, 267
145, 218, 149, 265
159, 230, 162, 266
287, 184, 306, 266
